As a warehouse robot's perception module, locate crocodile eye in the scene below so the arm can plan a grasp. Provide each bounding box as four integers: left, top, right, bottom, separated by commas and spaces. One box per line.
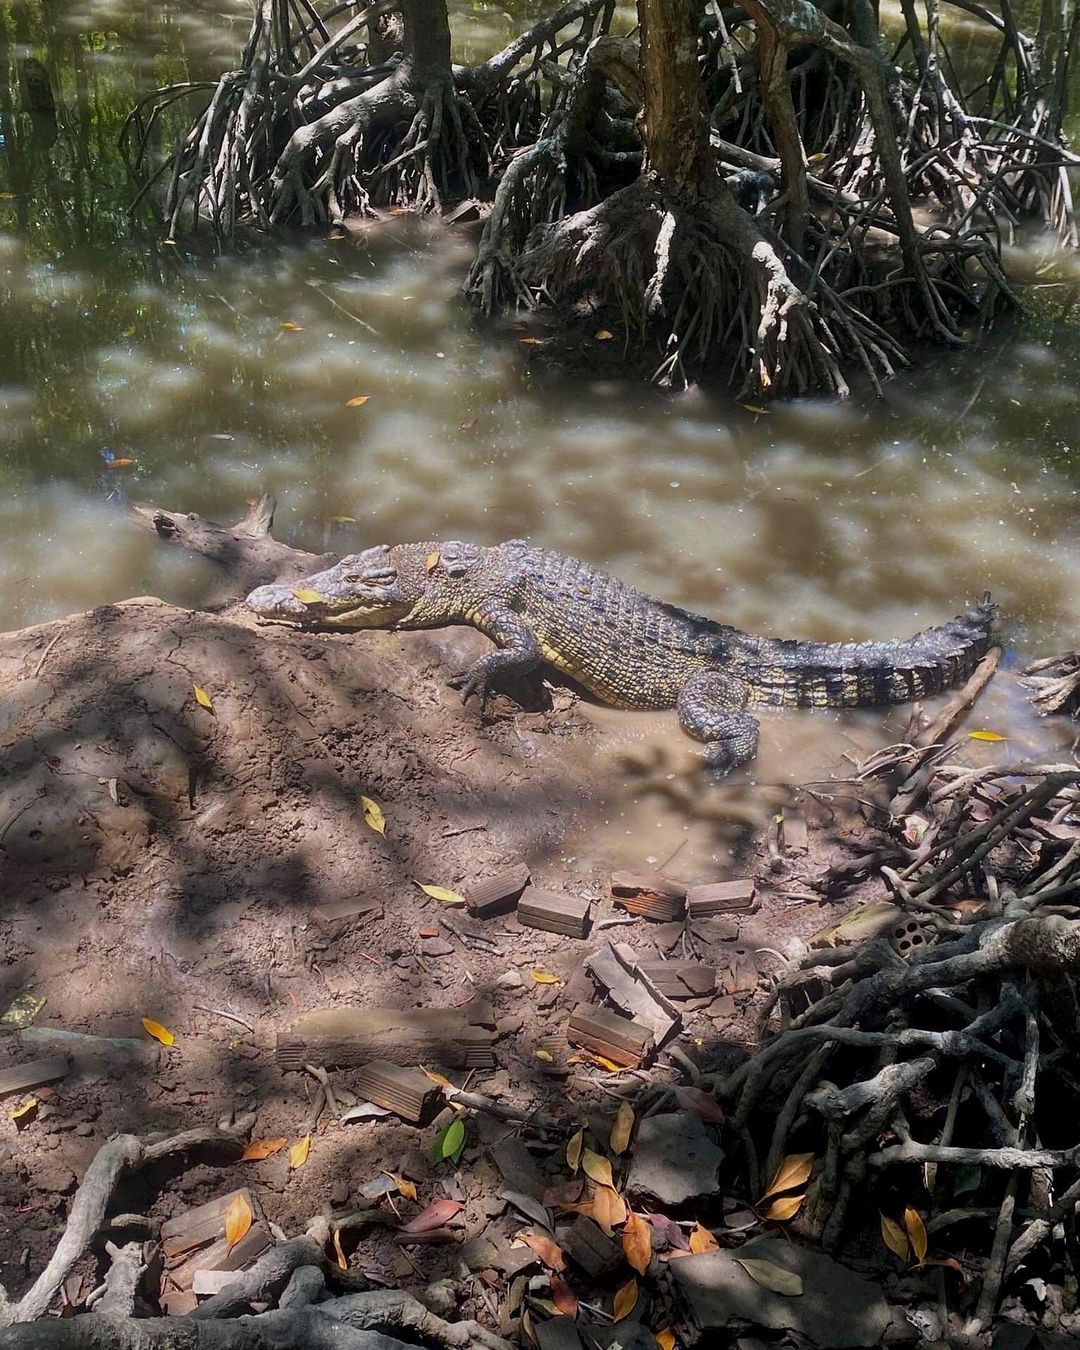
343, 573, 362, 583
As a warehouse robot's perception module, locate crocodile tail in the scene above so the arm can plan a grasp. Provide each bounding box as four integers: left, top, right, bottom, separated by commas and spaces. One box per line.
747, 595, 997, 709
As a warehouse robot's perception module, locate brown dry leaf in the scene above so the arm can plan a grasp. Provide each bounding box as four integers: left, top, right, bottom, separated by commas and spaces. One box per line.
761, 1152, 814, 1202
612, 1276, 638, 1322
763, 1192, 806, 1222
416, 882, 466, 906
688, 1223, 719, 1254
968, 729, 1007, 741
401, 1199, 463, 1234
880, 1213, 909, 1261
9, 1098, 37, 1130
656, 1329, 677, 1350
621, 1211, 652, 1274
610, 1101, 634, 1155
530, 970, 562, 985
141, 1017, 175, 1047
591, 1184, 627, 1234
521, 1308, 537, 1346
581, 1149, 614, 1188
106, 458, 135, 468
672, 1085, 726, 1125
240, 1138, 286, 1161
279, 321, 303, 331
332, 1227, 348, 1271
904, 1207, 928, 1265
360, 796, 386, 835
345, 395, 370, 407
192, 685, 213, 713
224, 1193, 253, 1248
735, 1258, 803, 1296
288, 1135, 311, 1169
518, 1229, 566, 1271
566, 1127, 584, 1174
550, 1275, 578, 1318
424, 551, 441, 571
421, 1067, 455, 1093
384, 1172, 418, 1202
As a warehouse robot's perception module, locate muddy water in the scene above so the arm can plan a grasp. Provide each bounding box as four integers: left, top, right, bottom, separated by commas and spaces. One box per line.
1, 0, 1078, 873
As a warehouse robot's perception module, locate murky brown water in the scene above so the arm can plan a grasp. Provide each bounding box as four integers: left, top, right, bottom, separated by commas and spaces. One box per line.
2, 0, 1078, 872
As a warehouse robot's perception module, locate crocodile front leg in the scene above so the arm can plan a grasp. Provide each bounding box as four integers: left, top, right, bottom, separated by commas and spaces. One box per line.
448, 605, 541, 709
677, 669, 760, 776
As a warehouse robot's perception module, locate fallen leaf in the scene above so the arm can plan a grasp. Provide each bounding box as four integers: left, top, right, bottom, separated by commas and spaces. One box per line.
595, 329, 614, 341
291, 589, 324, 605
763, 1192, 805, 1222
416, 883, 466, 906
880, 1213, 909, 1261
330, 515, 357, 523
332, 1226, 348, 1271
518, 1229, 566, 1270
735, 1257, 803, 1296
530, 970, 562, 985
610, 1101, 634, 1155
550, 1275, 578, 1317
591, 1184, 627, 1234
141, 1017, 175, 1046
968, 729, 1007, 741
656, 1329, 677, 1350
432, 1117, 466, 1164
566, 1127, 584, 1174
422, 1067, 455, 1091
224, 1193, 252, 1248
384, 1172, 418, 1201
501, 1189, 552, 1229
105, 458, 135, 468
340, 1103, 392, 1123
9, 1098, 37, 1130
289, 1135, 311, 1169
518, 336, 548, 345
588, 1053, 624, 1073
688, 1223, 719, 1254
240, 1138, 286, 1161
361, 796, 386, 835
459, 417, 478, 431
905, 1207, 928, 1265
534, 1048, 554, 1062
581, 1149, 614, 1188
807, 152, 828, 164
622, 1211, 652, 1274
761, 1153, 814, 1202
739, 403, 770, 415
672, 1085, 726, 1125
521, 1308, 537, 1346
279, 321, 303, 331
401, 1199, 463, 1233
425, 551, 441, 572
192, 685, 213, 713
345, 395, 370, 407
612, 1276, 638, 1322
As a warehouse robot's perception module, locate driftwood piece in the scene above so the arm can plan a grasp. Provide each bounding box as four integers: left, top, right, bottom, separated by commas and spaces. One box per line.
566, 1005, 654, 1068
310, 898, 385, 938
686, 880, 756, 916
610, 870, 687, 922
517, 888, 591, 938
467, 864, 531, 919
638, 961, 716, 999
276, 1008, 496, 1070
351, 1061, 443, 1124
0, 1056, 70, 1097
583, 942, 680, 1043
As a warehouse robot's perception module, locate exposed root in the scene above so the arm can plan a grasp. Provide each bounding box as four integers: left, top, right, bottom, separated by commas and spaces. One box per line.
1023, 649, 1080, 718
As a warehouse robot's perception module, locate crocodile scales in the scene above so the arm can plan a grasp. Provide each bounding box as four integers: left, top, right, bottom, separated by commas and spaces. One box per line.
246, 539, 997, 775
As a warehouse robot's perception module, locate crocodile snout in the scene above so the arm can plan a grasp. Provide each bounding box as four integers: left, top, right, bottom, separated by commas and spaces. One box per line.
246, 584, 308, 619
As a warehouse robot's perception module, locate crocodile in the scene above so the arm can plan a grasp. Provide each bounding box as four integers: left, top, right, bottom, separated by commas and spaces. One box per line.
246, 539, 997, 775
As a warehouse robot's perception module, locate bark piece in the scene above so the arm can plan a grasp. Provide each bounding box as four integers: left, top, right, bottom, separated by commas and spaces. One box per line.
0, 1055, 69, 1097
567, 1005, 654, 1068
517, 888, 591, 938
626, 1113, 724, 1206
351, 1061, 443, 1124
638, 961, 716, 999
467, 864, 531, 919
668, 1239, 889, 1347
610, 870, 687, 922
310, 897, 385, 938
160, 1190, 261, 1260
561, 1216, 620, 1278
686, 880, 757, 916
276, 1007, 496, 1070
584, 942, 680, 1044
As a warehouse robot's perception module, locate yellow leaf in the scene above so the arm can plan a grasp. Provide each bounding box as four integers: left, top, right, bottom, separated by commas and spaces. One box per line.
688, 1222, 719, 1254
763, 1192, 805, 1222
332, 1226, 348, 1270
610, 1101, 634, 1155
880, 1213, 909, 1261
345, 395, 370, 407
121, 326, 136, 337
224, 1192, 252, 1248
735, 1257, 803, 1295
534, 1048, 554, 1062
291, 589, 324, 605
739, 403, 770, 415
591, 1184, 627, 1234
530, 970, 562, 985
807, 152, 828, 164
612, 1276, 638, 1322
279, 321, 303, 331
361, 796, 386, 835
656, 1329, 677, 1350
425, 551, 441, 572
416, 883, 466, 905
421, 1066, 455, 1090
141, 1017, 175, 1046
622, 1211, 652, 1274
589, 1053, 624, 1073
9, 1097, 37, 1129
289, 1135, 311, 1169
581, 1149, 614, 1188
904, 1207, 928, 1265
761, 1152, 815, 1201
240, 1137, 286, 1161
594, 329, 614, 341
968, 730, 1007, 741
384, 1172, 417, 1201
192, 686, 213, 712
330, 515, 357, 523
566, 1127, 584, 1174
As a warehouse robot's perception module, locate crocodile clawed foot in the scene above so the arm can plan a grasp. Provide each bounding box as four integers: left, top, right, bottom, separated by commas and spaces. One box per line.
448, 668, 491, 710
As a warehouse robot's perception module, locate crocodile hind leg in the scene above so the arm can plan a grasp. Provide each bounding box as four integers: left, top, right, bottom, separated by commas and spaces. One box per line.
677, 670, 760, 776
447, 605, 541, 709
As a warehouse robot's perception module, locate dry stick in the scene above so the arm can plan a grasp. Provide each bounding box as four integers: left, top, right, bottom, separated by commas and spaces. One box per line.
763, 1042, 832, 1181
1005, 1171, 1080, 1278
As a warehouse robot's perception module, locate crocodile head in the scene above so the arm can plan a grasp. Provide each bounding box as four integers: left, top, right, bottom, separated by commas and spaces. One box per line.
247, 544, 432, 628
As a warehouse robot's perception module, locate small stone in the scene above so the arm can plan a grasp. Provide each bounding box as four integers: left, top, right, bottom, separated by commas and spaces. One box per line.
496, 969, 524, 990
330, 1180, 350, 1208
420, 937, 455, 958
75, 1122, 94, 1137
627, 1112, 724, 1206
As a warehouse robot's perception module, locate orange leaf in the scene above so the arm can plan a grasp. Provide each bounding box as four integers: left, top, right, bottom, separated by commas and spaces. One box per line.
518, 1230, 566, 1271
332, 1226, 348, 1271
224, 1192, 252, 1248
904, 1207, 928, 1265
880, 1213, 909, 1261
688, 1223, 719, 1254
345, 395, 370, 407
609, 1101, 634, 1155
141, 1017, 175, 1046
289, 1135, 311, 1169
421, 1067, 455, 1091
550, 1275, 578, 1318
763, 1192, 806, 1222
105, 458, 135, 468
240, 1137, 286, 1161
656, 1329, 677, 1350
621, 1211, 652, 1274
591, 1184, 627, 1235
384, 1172, 418, 1202
612, 1276, 638, 1322
760, 1152, 814, 1202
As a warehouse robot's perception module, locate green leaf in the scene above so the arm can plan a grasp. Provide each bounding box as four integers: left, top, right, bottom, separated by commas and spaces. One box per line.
432, 1117, 466, 1164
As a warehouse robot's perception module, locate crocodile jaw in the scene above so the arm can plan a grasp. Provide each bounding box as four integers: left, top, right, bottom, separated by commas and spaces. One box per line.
246, 583, 309, 620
